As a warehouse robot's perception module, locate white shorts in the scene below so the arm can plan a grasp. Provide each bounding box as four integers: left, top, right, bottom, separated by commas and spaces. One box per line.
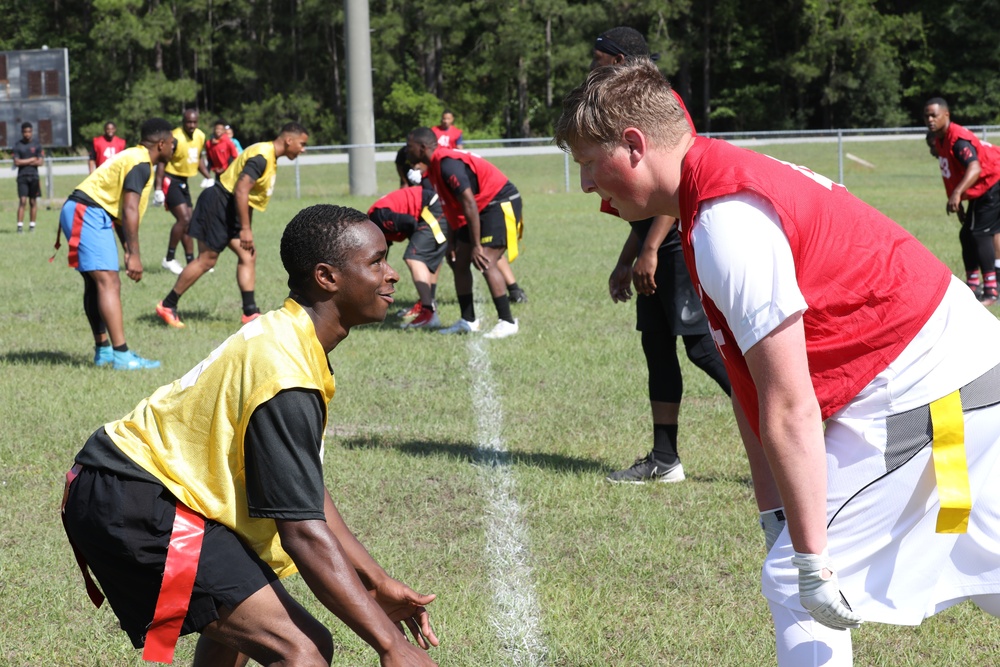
763, 396, 1000, 625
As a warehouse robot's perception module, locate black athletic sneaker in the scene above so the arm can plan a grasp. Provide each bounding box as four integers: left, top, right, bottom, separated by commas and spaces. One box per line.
509, 287, 528, 303
968, 281, 985, 300
606, 453, 685, 484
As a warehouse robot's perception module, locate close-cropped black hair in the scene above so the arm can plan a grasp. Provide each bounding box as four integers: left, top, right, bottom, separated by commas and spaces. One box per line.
407, 127, 437, 148
280, 122, 308, 136
281, 204, 371, 291
140, 118, 173, 142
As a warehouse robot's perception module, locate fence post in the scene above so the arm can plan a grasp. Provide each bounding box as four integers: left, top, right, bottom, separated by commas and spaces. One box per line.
837, 130, 844, 185
564, 151, 570, 193
46, 155, 54, 209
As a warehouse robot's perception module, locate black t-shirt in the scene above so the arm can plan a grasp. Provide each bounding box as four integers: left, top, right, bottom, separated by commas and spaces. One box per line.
241, 155, 267, 183
439, 156, 480, 197
12, 139, 43, 178
952, 138, 978, 168
68, 162, 151, 209
75, 388, 327, 521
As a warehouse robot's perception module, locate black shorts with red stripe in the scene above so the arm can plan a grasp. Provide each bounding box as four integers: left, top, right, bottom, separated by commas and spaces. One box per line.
163, 174, 193, 209
62, 463, 277, 648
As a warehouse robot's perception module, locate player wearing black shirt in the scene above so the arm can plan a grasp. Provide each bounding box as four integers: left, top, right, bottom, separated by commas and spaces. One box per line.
12, 122, 44, 232
64, 205, 440, 666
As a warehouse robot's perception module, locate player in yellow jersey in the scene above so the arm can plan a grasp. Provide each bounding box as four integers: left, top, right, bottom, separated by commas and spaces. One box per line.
156, 109, 214, 274
57, 118, 176, 370
63, 205, 440, 666
156, 122, 308, 328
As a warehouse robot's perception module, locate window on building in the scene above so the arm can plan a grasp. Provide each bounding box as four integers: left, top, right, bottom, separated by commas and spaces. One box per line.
44, 70, 59, 96
37, 119, 52, 145
27, 70, 43, 97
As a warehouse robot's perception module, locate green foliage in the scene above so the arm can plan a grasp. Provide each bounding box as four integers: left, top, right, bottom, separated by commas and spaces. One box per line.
231, 91, 340, 143
116, 72, 199, 136
377, 81, 445, 142
0, 0, 998, 144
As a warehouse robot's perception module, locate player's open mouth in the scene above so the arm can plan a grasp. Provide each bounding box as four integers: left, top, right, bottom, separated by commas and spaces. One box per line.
378, 291, 394, 303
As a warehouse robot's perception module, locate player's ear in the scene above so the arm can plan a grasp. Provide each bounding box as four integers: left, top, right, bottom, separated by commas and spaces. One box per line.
623, 127, 647, 166
314, 262, 339, 294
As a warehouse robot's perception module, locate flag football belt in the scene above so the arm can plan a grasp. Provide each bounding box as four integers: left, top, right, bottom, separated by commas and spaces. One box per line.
62, 464, 206, 663
883, 361, 1000, 534
419, 200, 446, 244
49, 201, 88, 267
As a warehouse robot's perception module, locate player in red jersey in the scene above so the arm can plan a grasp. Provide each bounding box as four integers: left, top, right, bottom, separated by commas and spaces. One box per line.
926, 97, 1000, 305
407, 128, 524, 338
88, 122, 127, 173
558, 60, 1000, 666
368, 177, 448, 329
205, 119, 239, 178
431, 110, 463, 149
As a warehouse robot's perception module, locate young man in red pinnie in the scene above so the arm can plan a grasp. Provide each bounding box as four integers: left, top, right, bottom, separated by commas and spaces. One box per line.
557, 60, 1000, 666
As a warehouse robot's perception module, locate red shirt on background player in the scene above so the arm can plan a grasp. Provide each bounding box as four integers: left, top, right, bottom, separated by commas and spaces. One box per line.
205, 121, 240, 176
431, 110, 463, 148
88, 122, 127, 173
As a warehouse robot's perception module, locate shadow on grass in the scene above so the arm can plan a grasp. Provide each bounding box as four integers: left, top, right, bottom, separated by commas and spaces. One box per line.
0, 349, 88, 367
685, 472, 755, 488
340, 435, 609, 474
134, 308, 228, 326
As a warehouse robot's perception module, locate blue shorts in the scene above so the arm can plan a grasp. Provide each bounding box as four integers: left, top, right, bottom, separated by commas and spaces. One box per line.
59, 200, 119, 271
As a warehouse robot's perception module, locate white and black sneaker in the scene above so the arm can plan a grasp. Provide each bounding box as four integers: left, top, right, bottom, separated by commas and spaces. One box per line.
606, 453, 685, 484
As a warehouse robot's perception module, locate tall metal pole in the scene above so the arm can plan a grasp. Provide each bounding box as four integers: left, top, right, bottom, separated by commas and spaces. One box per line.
344, 0, 377, 196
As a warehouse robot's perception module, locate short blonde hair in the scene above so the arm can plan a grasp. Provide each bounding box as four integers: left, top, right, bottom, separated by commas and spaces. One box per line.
555, 60, 687, 153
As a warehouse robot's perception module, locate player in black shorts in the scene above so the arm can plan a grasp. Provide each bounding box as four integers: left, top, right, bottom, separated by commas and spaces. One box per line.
156, 123, 309, 328
590, 27, 731, 484
64, 205, 439, 666
12, 122, 44, 233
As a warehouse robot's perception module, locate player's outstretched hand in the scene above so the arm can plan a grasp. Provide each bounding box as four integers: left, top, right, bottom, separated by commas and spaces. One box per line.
792, 550, 863, 630
153, 190, 165, 207
609, 262, 633, 303
372, 577, 439, 650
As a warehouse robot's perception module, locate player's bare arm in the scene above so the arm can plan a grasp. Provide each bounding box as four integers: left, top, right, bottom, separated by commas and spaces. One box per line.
949, 159, 981, 213
633, 215, 674, 295
120, 190, 143, 282
235, 173, 256, 253
321, 491, 438, 648
742, 311, 828, 555
460, 188, 490, 271
608, 230, 639, 304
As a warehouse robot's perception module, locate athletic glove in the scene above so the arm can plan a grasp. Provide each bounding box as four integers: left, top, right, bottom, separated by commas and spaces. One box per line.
406, 168, 423, 185
200, 178, 216, 189
759, 507, 786, 553
153, 190, 165, 206
791, 549, 863, 631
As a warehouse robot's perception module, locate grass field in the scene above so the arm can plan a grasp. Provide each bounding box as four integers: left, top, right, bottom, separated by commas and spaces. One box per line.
2, 138, 999, 666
